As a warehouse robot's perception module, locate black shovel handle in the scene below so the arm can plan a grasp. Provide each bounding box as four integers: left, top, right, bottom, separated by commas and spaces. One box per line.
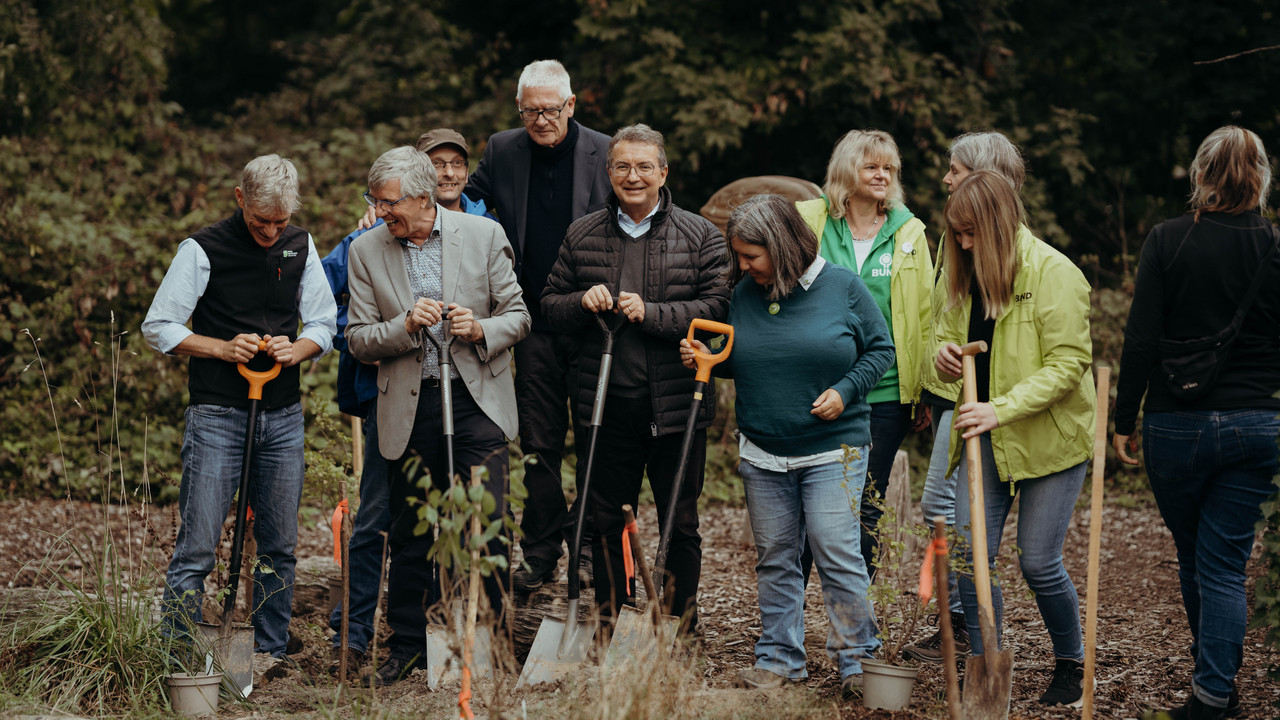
652, 319, 733, 604
565, 304, 627, 604
223, 341, 281, 628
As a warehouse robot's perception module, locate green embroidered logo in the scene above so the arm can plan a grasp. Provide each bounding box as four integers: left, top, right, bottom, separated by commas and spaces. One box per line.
282, 250, 298, 258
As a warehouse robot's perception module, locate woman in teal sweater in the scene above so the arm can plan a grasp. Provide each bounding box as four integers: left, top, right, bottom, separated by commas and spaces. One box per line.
681, 195, 894, 699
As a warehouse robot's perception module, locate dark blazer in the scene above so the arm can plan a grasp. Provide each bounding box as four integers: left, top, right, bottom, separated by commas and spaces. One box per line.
467, 120, 613, 278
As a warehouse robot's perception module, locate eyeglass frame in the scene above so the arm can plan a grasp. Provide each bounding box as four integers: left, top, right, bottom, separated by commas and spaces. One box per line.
608, 162, 661, 178
518, 98, 571, 123
363, 190, 414, 211
431, 158, 468, 171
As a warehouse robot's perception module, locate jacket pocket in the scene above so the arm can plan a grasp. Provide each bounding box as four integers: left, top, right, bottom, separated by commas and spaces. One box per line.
488, 348, 512, 377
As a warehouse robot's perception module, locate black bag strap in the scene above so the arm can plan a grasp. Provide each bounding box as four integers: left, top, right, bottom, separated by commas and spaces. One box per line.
1226, 224, 1280, 334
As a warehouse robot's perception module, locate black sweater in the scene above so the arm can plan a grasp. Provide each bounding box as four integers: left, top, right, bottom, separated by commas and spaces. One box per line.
1114, 211, 1280, 434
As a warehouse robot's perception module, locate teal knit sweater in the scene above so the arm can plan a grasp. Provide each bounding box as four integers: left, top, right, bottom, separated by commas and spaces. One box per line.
725, 263, 894, 457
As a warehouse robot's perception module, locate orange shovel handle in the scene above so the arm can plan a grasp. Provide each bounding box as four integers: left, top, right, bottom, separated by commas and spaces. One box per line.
686, 319, 734, 383
237, 339, 282, 401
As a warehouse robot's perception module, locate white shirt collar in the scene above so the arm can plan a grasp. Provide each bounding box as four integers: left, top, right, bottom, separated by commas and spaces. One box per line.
797, 255, 826, 291
616, 201, 661, 238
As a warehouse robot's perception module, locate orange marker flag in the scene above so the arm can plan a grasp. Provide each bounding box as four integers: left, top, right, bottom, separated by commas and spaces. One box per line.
622, 518, 637, 587
919, 535, 947, 605
331, 499, 350, 565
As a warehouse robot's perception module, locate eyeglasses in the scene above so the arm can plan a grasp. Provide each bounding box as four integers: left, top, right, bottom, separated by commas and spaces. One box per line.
363, 191, 413, 211
518, 98, 570, 122
609, 163, 659, 178
432, 158, 467, 171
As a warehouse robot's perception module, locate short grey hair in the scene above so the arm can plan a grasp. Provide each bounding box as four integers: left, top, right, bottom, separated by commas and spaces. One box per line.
726, 194, 817, 301
608, 124, 667, 168
516, 59, 572, 103
368, 146, 437, 203
949, 131, 1026, 191
240, 155, 300, 214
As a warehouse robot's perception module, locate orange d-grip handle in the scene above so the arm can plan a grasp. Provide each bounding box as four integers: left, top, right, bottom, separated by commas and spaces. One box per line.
237, 339, 282, 401
686, 318, 734, 383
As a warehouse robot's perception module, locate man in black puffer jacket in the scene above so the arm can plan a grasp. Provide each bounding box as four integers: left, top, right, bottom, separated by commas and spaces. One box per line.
542, 124, 730, 635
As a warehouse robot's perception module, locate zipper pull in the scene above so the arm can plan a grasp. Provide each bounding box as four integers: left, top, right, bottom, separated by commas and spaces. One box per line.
650, 422, 658, 438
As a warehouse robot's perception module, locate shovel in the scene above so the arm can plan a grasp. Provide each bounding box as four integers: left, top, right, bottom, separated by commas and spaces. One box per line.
1082, 367, 1110, 720
604, 504, 679, 666
199, 339, 280, 699
419, 326, 495, 690
956, 339, 1013, 720
517, 307, 627, 687
651, 318, 734, 609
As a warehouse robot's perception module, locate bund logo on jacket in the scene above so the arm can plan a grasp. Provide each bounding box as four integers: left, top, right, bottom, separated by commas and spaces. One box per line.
870, 251, 893, 278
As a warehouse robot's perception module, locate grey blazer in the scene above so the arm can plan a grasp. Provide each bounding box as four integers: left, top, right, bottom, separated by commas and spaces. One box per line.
346, 209, 530, 460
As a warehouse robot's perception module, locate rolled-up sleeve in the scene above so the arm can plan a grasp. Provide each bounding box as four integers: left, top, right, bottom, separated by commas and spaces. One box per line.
296, 234, 338, 357
142, 238, 208, 354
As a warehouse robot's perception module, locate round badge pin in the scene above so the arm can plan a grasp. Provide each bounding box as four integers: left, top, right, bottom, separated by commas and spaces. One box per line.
768, 302, 780, 315
903, 241, 914, 254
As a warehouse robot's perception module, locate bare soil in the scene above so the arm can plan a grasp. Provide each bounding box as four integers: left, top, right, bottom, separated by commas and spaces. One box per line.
2, 497, 1277, 718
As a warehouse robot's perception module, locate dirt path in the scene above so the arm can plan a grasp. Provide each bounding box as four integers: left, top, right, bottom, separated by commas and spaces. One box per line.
2, 497, 1277, 718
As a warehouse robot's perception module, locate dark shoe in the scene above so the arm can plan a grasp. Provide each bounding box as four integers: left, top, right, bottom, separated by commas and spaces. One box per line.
1038, 657, 1084, 707
286, 631, 304, 655
512, 556, 558, 593
737, 666, 800, 689
363, 653, 421, 688
328, 645, 366, 680
903, 612, 970, 664
1142, 692, 1238, 720
840, 673, 863, 701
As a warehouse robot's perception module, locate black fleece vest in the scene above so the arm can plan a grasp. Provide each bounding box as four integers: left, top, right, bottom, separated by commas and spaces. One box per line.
188, 210, 308, 410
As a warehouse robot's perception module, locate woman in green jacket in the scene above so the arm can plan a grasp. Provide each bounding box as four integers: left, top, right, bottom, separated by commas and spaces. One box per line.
934, 171, 1095, 708
796, 129, 932, 572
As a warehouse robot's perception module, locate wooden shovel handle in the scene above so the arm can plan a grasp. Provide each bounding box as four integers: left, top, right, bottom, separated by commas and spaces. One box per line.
959, 344, 1000, 658
1082, 366, 1110, 720
622, 505, 663, 626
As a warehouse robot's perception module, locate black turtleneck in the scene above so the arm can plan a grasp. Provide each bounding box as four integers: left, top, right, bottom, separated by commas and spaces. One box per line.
523, 119, 581, 331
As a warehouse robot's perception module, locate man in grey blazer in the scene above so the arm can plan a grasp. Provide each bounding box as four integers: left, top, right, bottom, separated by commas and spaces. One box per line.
467, 59, 613, 593
347, 146, 530, 687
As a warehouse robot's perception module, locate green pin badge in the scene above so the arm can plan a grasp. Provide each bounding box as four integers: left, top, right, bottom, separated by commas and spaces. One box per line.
768, 302, 780, 315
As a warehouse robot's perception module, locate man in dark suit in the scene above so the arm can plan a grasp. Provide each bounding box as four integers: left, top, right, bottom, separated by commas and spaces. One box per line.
467, 59, 612, 592
347, 146, 530, 686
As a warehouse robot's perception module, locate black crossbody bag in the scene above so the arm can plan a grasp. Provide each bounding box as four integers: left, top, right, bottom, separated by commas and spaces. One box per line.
1159, 225, 1280, 401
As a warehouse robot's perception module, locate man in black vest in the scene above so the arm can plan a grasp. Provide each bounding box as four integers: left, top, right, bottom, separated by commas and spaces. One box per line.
467, 59, 612, 592
143, 154, 337, 659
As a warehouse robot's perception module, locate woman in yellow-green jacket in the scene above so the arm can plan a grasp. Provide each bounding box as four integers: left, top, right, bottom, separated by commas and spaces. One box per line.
933, 170, 1094, 708
796, 129, 932, 572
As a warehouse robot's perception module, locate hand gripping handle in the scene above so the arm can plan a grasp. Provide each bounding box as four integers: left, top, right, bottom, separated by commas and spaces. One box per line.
686, 318, 734, 383
237, 339, 282, 401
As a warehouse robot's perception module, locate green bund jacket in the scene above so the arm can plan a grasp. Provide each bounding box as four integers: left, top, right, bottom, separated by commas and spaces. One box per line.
934, 226, 1096, 484
796, 197, 933, 412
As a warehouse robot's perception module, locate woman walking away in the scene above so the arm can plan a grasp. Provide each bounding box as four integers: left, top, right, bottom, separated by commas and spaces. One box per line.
906, 130, 1027, 664
796, 129, 932, 575
681, 195, 895, 700
1114, 125, 1279, 720
933, 171, 1094, 707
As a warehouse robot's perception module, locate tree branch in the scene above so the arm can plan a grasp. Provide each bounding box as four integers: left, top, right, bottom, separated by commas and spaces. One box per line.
1194, 45, 1280, 65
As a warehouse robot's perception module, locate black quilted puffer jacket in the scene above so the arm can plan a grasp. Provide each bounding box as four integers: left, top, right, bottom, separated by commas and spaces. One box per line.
541, 187, 730, 436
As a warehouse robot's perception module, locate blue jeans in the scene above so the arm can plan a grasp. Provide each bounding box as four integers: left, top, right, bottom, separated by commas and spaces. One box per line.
329, 405, 391, 653
920, 407, 962, 613
740, 447, 880, 680
955, 434, 1085, 661
1143, 409, 1280, 708
162, 402, 306, 657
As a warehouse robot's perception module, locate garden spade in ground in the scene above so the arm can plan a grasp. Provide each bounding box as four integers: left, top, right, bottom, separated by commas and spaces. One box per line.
604, 505, 678, 666
955, 340, 1013, 720
198, 340, 280, 699
518, 308, 627, 687
418, 328, 495, 690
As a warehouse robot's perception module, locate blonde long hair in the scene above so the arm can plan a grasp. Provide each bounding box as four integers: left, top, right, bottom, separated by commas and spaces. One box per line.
822, 129, 904, 218
943, 171, 1024, 319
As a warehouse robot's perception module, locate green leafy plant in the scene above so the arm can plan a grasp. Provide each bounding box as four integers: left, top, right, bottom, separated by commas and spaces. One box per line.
1248, 453, 1280, 715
